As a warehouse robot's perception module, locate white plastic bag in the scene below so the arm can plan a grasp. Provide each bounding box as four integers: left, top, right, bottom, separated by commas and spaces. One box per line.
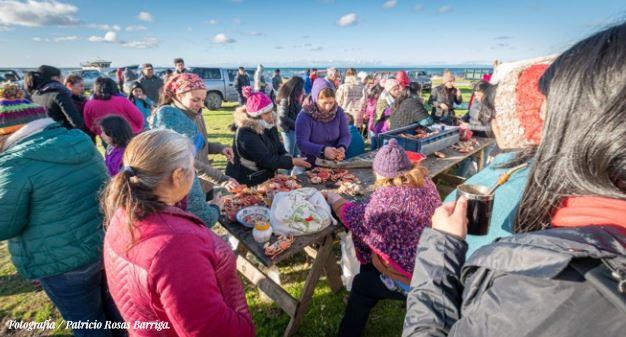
270, 188, 336, 236
339, 232, 360, 291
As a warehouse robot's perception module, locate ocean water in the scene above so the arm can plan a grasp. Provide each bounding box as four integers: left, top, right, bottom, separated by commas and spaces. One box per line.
14, 66, 491, 79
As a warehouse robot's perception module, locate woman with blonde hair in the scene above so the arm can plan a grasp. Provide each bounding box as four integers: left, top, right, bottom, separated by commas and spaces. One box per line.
324, 138, 441, 337
102, 129, 255, 337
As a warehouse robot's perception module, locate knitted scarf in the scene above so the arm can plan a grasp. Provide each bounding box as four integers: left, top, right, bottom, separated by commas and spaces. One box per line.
301, 95, 338, 123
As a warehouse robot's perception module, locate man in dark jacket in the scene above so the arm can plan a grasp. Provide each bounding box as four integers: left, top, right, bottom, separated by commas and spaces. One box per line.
234, 67, 250, 105
29, 65, 86, 130
137, 63, 164, 103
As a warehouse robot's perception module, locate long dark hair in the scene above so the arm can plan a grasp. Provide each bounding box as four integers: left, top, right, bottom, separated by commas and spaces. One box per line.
93, 77, 119, 100
100, 116, 133, 148
276, 76, 304, 112
23, 65, 62, 93
514, 22, 626, 233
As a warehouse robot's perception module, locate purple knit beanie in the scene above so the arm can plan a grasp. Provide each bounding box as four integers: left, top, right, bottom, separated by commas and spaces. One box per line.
373, 138, 412, 178
311, 78, 334, 103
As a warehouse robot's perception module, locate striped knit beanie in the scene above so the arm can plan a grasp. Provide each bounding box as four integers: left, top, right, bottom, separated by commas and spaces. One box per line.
0, 83, 48, 135
490, 56, 555, 149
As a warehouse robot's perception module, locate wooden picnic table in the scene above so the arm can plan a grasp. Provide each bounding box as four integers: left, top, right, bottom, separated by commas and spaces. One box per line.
220, 137, 495, 337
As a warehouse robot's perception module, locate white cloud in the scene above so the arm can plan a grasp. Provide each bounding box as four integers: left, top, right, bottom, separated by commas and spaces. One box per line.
233, 18, 241, 25
0, 0, 79, 27
122, 37, 158, 49
231, 0, 242, 2
137, 11, 153, 22
87, 24, 121, 31
414, 4, 423, 12
88, 31, 117, 43
310, 46, 323, 51
208, 19, 218, 25
246, 31, 264, 36
213, 33, 235, 44
437, 5, 453, 14
337, 13, 358, 27
383, 0, 397, 9
33, 35, 78, 43
274, 46, 284, 50
125, 25, 147, 31
53, 35, 77, 42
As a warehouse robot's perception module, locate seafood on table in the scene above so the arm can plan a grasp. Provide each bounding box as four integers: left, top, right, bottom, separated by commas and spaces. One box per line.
452, 139, 480, 153
306, 168, 358, 185
222, 175, 302, 221
337, 181, 366, 197
398, 126, 440, 140
264, 235, 295, 259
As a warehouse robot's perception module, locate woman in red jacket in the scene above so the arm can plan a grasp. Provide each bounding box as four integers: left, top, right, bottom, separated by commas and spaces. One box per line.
101, 129, 255, 337
83, 77, 144, 137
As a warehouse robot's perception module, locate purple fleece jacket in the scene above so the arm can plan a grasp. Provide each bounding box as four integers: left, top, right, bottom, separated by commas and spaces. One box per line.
295, 110, 351, 165
295, 78, 351, 165
105, 146, 125, 176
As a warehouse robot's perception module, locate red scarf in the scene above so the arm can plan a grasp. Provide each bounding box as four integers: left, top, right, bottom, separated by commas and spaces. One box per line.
552, 196, 626, 231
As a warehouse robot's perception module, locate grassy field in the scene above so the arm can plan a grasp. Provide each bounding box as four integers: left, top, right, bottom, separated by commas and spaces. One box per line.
0, 83, 473, 337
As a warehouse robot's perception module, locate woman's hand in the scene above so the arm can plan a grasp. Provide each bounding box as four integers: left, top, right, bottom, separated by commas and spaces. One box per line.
222, 147, 235, 163
322, 191, 343, 205
209, 196, 225, 212
224, 179, 242, 192
431, 197, 468, 240
292, 157, 312, 169
336, 148, 346, 161
324, 147, 338, 160
456, 88, 463, 97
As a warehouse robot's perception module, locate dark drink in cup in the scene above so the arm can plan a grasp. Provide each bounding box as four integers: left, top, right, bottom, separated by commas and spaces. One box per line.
456, 184, 495, 236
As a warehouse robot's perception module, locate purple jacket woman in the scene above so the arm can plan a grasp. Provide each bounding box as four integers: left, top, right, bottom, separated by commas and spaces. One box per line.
295, 79, 351, 166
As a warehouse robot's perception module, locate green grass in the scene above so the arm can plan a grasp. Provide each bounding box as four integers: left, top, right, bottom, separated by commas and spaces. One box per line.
0, 84, 473, 336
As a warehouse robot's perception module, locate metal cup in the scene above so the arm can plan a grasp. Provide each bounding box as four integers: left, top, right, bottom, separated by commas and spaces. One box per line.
456, 184, 495, 236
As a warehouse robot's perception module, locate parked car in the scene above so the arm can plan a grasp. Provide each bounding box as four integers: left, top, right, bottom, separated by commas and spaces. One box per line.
189, 67, 254, 110
408, 70, 432, 92
0, 69, 23, 86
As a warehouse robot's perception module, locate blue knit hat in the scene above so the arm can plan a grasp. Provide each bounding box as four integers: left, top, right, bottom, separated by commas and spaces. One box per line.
373, 138, 412, 178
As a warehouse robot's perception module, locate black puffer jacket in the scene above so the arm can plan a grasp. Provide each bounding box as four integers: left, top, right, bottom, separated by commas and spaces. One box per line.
31, 81, 85, 130
225, 109, 293, 186
403, 226, 626, 337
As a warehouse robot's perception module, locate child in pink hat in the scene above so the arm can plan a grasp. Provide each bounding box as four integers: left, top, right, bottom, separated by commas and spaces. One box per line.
226, 87, 310, 186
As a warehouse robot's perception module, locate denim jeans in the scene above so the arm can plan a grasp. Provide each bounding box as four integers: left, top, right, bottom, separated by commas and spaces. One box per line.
368, 131, 379, 151
39, 261, 126, 337
280, 130, 298, 156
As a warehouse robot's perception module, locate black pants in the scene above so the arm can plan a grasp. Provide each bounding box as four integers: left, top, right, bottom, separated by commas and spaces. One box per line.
338, 264, 406, 337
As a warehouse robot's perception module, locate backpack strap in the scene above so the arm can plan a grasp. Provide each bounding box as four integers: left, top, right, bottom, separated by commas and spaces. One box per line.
569, 257, 626, 314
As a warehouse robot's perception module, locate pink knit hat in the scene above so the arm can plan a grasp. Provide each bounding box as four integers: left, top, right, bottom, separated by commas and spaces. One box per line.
380, 78, 400, 93
242, 86, 273, 117
164, 73, 207, 95
373, 138, 413, 178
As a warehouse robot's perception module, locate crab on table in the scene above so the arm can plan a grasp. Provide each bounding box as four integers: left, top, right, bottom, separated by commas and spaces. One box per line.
263, 235, 295, 259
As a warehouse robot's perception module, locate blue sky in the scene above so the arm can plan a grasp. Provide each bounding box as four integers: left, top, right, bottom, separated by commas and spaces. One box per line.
0, 0, 624, 67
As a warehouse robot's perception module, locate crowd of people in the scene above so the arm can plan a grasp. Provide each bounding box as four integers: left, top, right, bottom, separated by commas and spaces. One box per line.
0, 22, 624, 337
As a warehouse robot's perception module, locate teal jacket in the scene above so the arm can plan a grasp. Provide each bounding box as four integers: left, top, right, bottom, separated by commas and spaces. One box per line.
346, 125, 365, 159
444, 152, 530, 257
150, 105, 219, 227
0, 124, 108, 279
